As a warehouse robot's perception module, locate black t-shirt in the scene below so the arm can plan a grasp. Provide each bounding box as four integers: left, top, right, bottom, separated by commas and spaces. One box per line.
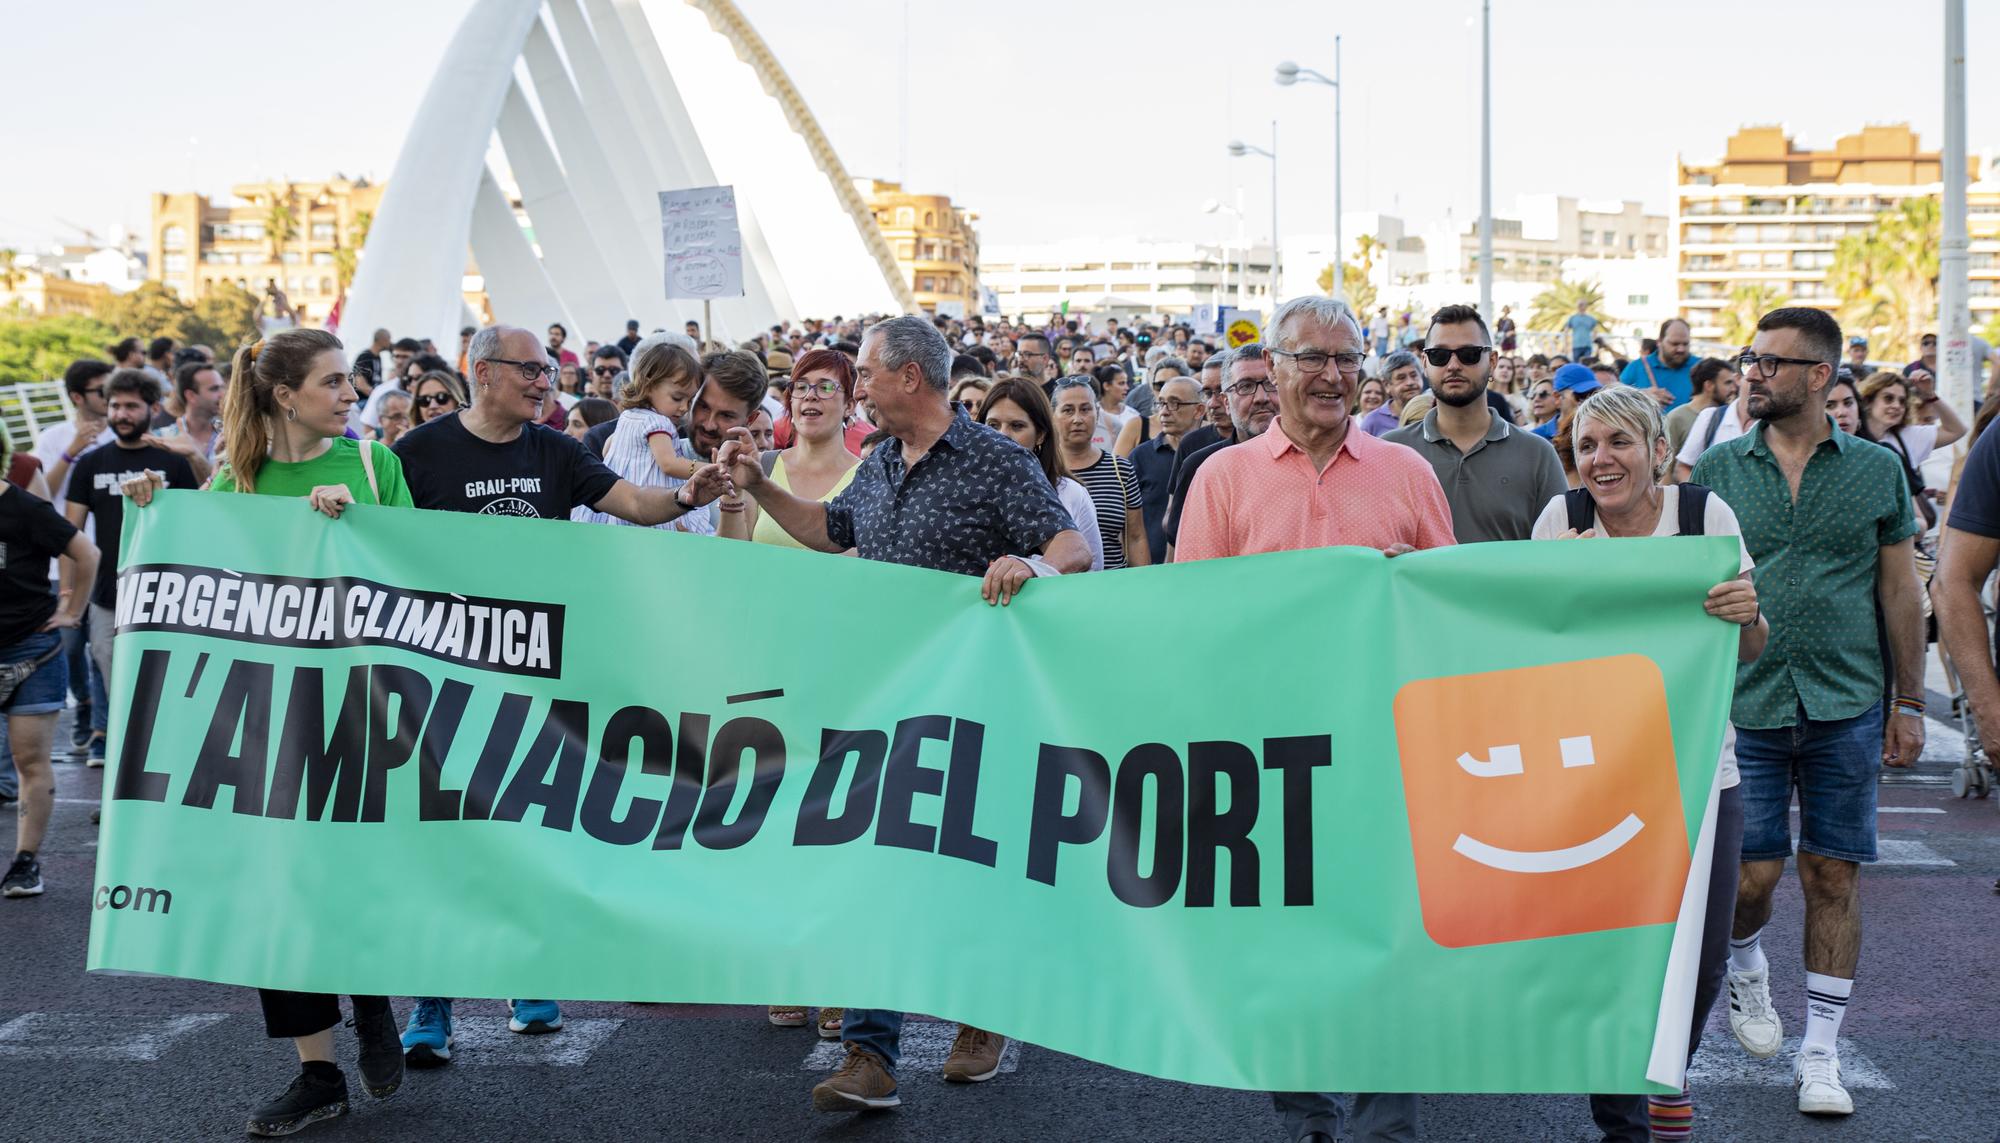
1943, 423, 2000, 669
392, 412, 620, 518
1170, 423, 1229, 488
66, 443, 198, 609
1485, 388, 1518, 425
0, 485, 80, 647
582, 418, 618, 462
1164, 437, 1234, 550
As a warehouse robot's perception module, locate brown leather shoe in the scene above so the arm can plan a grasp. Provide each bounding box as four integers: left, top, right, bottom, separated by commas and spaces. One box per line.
811, 1043, 900, 1112
941, 1024, 1006, 1083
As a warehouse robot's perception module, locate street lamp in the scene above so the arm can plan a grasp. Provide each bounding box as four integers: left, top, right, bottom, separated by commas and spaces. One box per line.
1202, 195, 1250, 310
1275, 37, 1341, 305
1227, 120, 1279, 306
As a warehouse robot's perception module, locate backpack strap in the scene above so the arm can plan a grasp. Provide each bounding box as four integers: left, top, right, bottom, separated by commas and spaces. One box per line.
1698, 404, 1727, 452
359, 438, 381, 504
1676, 483, 1710, 537
1563, 487, 1596, 533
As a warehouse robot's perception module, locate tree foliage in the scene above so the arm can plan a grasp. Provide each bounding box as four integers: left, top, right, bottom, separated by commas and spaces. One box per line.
1315, 233, 1383, 316
91, 280, 262, 354
1526, 278, 1606, 333
0, 312, 116, 384
1829, 197, 1938, 362
1717, 283, 1788, 350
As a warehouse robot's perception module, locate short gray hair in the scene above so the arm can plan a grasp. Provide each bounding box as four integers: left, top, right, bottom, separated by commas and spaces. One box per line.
1148, 356, 1191, 383
466, 325, 514, 371
1573, 385, 1669, 480
1378, 349, 1421, 381
1225, 343, 1264, 385
1204, 348, 1232, 375
867, 315, 953, 392
1264, 296, 1363, 349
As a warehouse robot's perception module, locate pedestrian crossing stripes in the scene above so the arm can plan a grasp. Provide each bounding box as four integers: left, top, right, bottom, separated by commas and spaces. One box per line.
448, 1017, 623, 1065
801, 1020, 1021, 1075
1686, 1036, 1893, 1090
0, 1013, 227, 1062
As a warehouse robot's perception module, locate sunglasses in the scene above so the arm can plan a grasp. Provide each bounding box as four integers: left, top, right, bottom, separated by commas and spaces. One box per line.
416, 392, 457, 408
593, 365, 620, 377
1422, 346, 1491, 367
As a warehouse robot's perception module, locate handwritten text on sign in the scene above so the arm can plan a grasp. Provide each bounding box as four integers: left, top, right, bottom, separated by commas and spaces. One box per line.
660, 185, 745, 300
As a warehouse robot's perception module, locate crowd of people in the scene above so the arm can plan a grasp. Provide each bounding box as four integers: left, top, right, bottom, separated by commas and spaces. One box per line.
5, 288, 2000, 1142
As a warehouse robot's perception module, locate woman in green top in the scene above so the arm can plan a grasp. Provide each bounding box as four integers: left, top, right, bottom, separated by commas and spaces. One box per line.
122, 327, 408, 1136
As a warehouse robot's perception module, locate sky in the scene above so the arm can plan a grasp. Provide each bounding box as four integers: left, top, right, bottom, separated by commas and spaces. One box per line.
0, 0, 1990, 253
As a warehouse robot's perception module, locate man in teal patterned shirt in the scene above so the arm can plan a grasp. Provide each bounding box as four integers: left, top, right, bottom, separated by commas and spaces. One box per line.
1691, 307, 1922, 1122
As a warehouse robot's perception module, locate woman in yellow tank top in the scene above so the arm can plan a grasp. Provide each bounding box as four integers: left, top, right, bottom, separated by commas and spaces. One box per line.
722, 348, 861, 552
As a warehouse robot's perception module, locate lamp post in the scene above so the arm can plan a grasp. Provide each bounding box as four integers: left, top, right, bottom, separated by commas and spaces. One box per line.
1202, 193, 1249, 310
1275, 36, 1341, 304
1228, 121, 1280, 307
1478, 0, 1493, 322
1940, 0, 1972, 418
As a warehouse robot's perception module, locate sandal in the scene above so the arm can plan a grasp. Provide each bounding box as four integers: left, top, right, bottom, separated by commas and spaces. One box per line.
767, 1005, 808, 1027
816, 1007, 844, 1040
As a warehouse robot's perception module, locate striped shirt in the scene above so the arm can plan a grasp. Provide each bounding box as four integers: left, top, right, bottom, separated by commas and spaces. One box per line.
1070, 450, 1143, 569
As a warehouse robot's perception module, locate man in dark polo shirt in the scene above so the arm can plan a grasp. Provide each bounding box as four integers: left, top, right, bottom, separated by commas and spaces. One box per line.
1384, 304, 1566, 543
719, 315, 1088, 1115
1163, 344, 1272, 561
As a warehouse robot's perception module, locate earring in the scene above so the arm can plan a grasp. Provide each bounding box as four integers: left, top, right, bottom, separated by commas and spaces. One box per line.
284, 406, 297, 422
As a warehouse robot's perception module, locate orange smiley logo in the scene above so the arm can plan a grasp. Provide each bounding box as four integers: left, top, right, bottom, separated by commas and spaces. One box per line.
1394, 654, 1690, 949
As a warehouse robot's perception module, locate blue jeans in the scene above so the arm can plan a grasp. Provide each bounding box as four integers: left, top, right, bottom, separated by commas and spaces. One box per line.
1736, 702, 1882, 863
842, 1009, 905, 1074
1271, 1092, 1416, 1142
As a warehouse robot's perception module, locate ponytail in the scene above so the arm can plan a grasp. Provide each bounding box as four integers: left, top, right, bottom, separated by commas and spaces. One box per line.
221, 328, 343, 495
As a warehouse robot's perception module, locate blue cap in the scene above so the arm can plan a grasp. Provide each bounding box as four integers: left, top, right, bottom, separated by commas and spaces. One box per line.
1552, 362, 1602, 396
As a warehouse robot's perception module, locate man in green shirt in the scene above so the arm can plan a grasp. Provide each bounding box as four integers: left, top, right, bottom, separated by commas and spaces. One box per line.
1690, 307, 1922, 1122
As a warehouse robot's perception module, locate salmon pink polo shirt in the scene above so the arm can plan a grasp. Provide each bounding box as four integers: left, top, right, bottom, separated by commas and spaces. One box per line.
1174, 416, 1458, 561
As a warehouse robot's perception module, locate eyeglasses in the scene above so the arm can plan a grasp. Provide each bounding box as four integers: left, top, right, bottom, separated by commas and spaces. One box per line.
592, 365, 620, 377
1269, 348, 1365, 374
1422, 345, 1492, 367
1158, 398, 1203, 414
486, 358, 557, 382
1736, 353, 1824, 379
82, 386, 105, 398
416, 392, 457, 408
1226, 378, 1280, 397
1200, 386, 1224, 400
792, 379, 842, 399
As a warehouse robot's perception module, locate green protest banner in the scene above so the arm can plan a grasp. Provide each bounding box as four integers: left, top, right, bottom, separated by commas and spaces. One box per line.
87, 491, 1739, 1094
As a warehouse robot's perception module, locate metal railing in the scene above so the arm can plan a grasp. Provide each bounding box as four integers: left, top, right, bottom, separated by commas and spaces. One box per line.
1, 382, 74, 452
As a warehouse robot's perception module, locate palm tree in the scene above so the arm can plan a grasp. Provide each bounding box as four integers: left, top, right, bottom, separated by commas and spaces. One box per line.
0, 248, 22, 292
263, 188, 300, 265
1526, 277, 1605, 333
332, 210, 372, 294
1717, 283, 1787, 349
1829, 198, 1939, 360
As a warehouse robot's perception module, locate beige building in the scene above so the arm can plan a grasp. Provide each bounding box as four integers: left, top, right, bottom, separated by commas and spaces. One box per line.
0, 269, 112, 317
151, 179, 388, 326
1674, 124, 2000, 341
861, 180, 979, 316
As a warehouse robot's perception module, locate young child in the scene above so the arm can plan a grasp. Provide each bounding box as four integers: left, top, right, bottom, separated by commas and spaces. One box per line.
572, 336, 711, 532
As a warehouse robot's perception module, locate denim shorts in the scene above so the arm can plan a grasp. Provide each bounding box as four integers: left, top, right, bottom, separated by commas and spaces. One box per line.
0, 630, 69, 717
1734, 701, 1882, 864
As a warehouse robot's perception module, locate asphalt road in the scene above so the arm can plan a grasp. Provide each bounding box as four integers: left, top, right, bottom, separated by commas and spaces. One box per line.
4, 708, 1997, 1143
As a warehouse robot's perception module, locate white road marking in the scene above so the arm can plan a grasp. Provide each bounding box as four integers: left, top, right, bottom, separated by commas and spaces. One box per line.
0, 1013, 228, 1062
1876, 839, 1955, 867
449, 1017, 622, 1066
1688, 1036, 1892, 1090
802, 1020, 1021, 1074
1877, 806, 1945, 814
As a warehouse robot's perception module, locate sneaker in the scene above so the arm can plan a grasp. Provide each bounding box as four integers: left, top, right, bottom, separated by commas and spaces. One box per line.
246, 1067, 349, 1136
69, 717, 92, 759
350, 997, 403, 1098
1726, 966, 1783, 1058
508, 999, 562, 1034
400, 998, 453, 1067
816, 1007, 845, 1040
86, 732, 106, 768
1795, 1047, 1854, 1115
811, 1042, 900, 1112
2, 853, 43, 898
940, 1024, 1006, 1083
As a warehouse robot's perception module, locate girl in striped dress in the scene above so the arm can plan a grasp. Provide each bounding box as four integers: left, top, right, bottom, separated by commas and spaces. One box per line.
572, 336, 708, 532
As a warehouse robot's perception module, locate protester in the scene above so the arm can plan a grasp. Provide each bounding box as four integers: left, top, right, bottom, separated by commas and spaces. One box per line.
122, 327, 413, 1136
1691, 308, 1923, 1121
1171, 351, 1235, 478
0, 423, 55, 805
1353, 377, 1387, 419
1052, 376, 1148, 569
1125, 373, 1203, 560
1563, 299, 1600, 362
567, 396, 618, 442
1855, 369, 1965, 531
374, 390, 414, 446
35, 359, 114, 499
1112, 357, 1189, 456
571, 338, 706, 531
1174, 297, 1452, 1142
546, 322, 579, 368
1673, 374, 1757, 483
1384, 305, 1566, 544
1663, 358, 1738, 458
949, 376, 990, 417
63, 370, 198, 773
149, 359, 225, 481
1359, 349, 1421, 437
975, 375, 1103, 570
722, 348, 861, 562
717, 315, 1088, 1114
1823, 372, 1861, 435
1527, 375, 1560, 440
1163, 345, 1274, 560
409, 370, 467, 426
1531, 383, 1765, 1140
1619, 317, 1695, 409
0, 470, 96, 896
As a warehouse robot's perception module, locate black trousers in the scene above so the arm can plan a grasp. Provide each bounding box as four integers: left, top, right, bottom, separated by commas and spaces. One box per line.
258, 989, 389, 1040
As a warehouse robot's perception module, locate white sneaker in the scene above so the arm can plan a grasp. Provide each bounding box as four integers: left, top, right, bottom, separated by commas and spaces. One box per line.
1726, 966, 1784, 1057
1795, 1047, 1853, 1115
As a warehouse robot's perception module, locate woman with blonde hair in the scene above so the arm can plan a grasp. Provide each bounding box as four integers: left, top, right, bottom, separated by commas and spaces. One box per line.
1857, 368, 1964, 531
1530, 382, 1765, 1141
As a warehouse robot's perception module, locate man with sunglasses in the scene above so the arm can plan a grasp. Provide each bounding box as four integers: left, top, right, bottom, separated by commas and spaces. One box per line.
591, 344, 628, 402
35, 359, 115, 501
1690, 307, 1923, 1121
1384, 305, 1565, 544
